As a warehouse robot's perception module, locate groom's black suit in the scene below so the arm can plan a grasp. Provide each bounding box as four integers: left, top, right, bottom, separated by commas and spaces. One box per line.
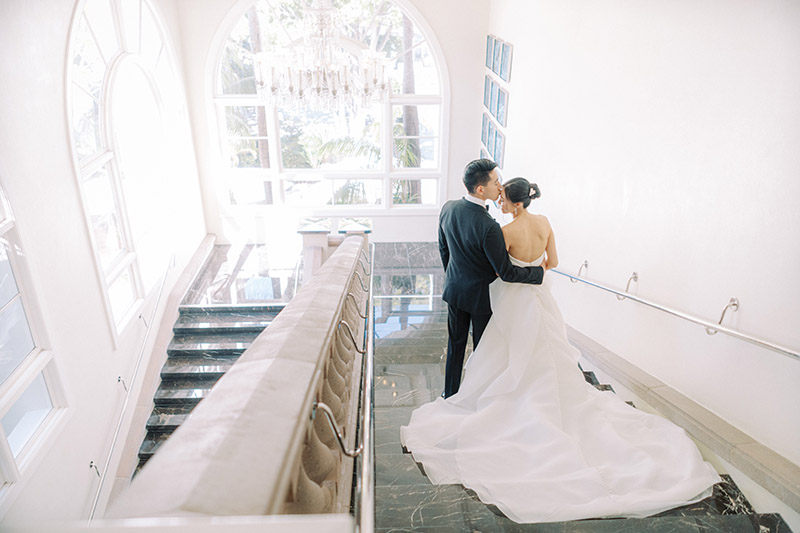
439, 198, 544, 397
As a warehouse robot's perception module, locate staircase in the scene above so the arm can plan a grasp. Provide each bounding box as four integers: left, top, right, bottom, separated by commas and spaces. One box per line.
136, 304, 285, 472
371, 241, 794, 532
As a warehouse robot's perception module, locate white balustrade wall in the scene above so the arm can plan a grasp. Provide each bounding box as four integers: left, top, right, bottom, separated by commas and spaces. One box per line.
106, 236, 370, 519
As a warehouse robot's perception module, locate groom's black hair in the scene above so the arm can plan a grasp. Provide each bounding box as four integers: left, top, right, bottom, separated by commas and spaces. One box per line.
463, 158, 498, 193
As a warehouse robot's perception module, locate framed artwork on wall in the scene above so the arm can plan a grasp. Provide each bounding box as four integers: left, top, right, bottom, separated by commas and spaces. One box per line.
500, 42, 513, 82
490, 81, 498, 118
496, 88, 507, 127
495, 130, 505, 168
487, 121, 496, 159
492, 39, 503, 75
482, 34, 512, 169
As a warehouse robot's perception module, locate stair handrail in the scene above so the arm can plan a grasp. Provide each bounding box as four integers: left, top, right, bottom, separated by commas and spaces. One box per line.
88, 254, 175, 521
354, 241, 375, 533
551, 266, 799, 362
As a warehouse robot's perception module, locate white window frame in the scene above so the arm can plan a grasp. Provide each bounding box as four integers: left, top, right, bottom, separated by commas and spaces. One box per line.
0, 186, 68, 515
66, 0, 181, 341
209, 0, 450, 219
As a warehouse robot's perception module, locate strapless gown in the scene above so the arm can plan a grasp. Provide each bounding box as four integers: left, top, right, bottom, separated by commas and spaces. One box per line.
400, 254, 720, 523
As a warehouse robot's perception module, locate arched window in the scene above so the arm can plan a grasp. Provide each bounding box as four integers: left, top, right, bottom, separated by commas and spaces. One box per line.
213, 0, 446, 212
0, 186, 65, 492
67, 0, 189, 332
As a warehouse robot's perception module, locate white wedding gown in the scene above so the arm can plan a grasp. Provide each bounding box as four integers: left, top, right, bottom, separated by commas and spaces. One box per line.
400, 254, 720, 523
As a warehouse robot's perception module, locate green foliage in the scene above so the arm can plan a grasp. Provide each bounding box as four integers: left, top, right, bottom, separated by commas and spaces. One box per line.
331, 180, 367, 205
392, 180, 420, 204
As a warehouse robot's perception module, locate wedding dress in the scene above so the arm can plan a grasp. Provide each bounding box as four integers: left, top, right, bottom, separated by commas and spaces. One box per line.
400, 254, 720, 523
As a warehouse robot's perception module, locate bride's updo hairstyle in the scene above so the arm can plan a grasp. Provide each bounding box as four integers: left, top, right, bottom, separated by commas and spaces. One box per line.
503, 177, 541, 208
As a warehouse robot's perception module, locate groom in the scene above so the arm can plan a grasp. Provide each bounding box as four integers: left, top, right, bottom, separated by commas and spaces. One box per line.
439, 159, 544, 398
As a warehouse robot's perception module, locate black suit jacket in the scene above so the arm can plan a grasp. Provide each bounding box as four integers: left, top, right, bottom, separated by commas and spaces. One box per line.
439, 198, 544, 315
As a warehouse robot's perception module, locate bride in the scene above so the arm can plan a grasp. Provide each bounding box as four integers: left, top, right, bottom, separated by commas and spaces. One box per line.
400, 177, 720, 523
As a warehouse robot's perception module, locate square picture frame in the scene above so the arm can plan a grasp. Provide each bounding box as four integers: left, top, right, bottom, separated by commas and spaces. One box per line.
496, 88, 508, 127
485, 35, 495, 69
499, 42, 513, 82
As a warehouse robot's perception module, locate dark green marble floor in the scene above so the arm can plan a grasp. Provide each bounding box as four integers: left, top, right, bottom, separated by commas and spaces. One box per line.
370, 242, 792, 533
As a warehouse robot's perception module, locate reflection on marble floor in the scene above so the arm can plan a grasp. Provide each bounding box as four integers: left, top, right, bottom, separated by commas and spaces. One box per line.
371, 242, 790, 533
183, 243, 301, 305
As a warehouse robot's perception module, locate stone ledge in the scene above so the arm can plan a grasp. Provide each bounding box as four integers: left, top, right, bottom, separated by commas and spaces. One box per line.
566, 325, 800, 514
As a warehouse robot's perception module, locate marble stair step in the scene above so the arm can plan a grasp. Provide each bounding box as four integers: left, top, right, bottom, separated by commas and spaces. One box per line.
160, 356, 235, 382
166, 335, 256, 357
173, 319, 273, 335
178, 303, 286, 316
146, 411, 190, 433
582, 370, 600, 386
138, 432, 170, 461
154, 383, 213, 406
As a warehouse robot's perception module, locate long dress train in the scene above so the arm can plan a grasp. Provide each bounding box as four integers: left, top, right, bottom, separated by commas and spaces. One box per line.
400, 254, 720, 523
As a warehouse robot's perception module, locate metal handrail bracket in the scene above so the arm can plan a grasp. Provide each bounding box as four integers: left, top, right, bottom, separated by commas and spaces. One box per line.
551, 268, 799, 362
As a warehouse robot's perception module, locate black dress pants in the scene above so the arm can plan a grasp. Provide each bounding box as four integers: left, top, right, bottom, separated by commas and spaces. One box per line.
444, 304, 491, 398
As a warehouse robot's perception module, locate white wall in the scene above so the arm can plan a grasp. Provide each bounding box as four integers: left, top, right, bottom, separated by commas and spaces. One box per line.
172, 0, 489, 244
0, 0, 206, 524
487, 0, 800, 467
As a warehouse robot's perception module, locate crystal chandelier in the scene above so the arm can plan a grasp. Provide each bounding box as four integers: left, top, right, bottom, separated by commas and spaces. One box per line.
253, 0, 389, 110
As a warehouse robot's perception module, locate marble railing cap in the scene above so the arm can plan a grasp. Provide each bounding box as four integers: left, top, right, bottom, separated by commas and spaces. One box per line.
108, 236, 367, 519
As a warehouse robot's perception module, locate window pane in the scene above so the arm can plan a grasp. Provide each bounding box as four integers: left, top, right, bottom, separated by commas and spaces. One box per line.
284, 178, 332, 207
392, 105, 439, 168
225, 106, 269, 138
0, 298, 35, 386
1, 373, 52, 458
72, 15, 105, 99
83, 166, 118, 218
71, 85, 102, 161
0, 239, 20, 309
229, 139, 270, 168
389, 41, 440, 95
119, 0, 142, 54
84, 0, 119, 61
393, 137, 438, 169
331, 179, 381, 206
393, 105, 440, 137
392, 179, 437, 205
108, 268, 136, 322
83, 167, 125, 268
228, 179, 272, 206
93, 213, 125, 269
140, 4, 162, 70
111, 59, 165, 182
219, 15, 256, 95
226, 106, 270, 168
279, 105, 381, 170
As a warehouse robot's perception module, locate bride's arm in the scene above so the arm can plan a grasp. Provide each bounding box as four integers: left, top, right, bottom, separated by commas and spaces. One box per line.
544, 220, 558, 270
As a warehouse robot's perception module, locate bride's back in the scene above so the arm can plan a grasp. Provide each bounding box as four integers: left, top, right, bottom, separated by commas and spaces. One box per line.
503, 213, 551, 263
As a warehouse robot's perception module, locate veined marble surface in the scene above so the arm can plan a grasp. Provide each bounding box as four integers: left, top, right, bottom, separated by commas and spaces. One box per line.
183, 244, 300, 306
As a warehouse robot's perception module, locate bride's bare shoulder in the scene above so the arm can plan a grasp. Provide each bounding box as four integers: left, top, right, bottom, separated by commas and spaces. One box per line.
531, 214, 552, 230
